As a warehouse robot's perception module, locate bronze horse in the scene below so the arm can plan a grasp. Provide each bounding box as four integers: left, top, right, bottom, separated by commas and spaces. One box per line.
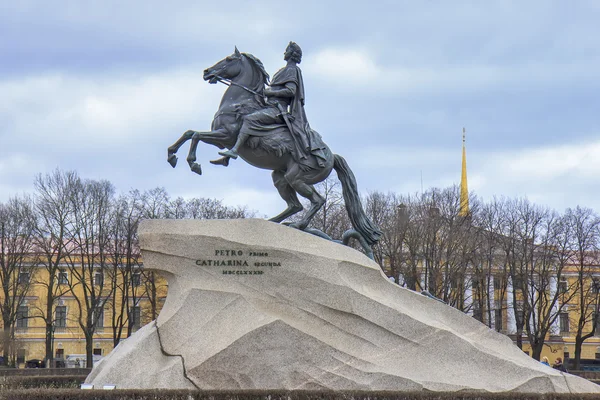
167, 48, 381, 251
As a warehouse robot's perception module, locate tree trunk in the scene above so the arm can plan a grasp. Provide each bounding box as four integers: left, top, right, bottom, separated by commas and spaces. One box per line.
86, 331, 94, 368
44, 286, 54, 366
531, 339, 543, 361
150, 272, 158, 320
574, 337, 583, 370
2, 325, 11, 366
515, 329, 523, 350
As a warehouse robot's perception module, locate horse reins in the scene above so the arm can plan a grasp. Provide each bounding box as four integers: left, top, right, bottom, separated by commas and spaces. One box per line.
213, 74, 263, 98
211, 75, 266, 120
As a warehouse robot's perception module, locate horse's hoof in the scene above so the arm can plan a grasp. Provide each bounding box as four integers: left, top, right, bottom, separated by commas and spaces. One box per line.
190, 163, 202, 175
288, 222, 306, 230
167, 154, 178, 168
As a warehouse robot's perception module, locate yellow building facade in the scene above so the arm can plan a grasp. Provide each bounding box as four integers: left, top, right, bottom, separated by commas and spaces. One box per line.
3, 260, 167, 367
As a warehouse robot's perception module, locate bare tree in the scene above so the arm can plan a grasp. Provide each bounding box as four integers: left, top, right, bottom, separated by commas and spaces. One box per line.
434, 186, 477, 309
31, 169, 79, 366
167, 197, 187, 219
0, 196, 37, 366
141, 187, 170, 219
565, 206, 600, 369
364, 191, 406, 284
186, 197, 256, 220
401, 195, 428, 291
65, 179, 115, 368
522, 210, 576, 360
470, 198, 509, 328
106, 190, 143, 347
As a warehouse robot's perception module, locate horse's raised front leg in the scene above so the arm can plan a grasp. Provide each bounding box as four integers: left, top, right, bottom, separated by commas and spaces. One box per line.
167, 130, 196, 168
187, 132, 203, 175
268, 170, 303, 223
185, 129, 232, 175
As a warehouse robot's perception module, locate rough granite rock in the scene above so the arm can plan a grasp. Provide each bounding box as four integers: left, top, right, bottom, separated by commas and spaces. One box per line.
87, 219, 600, 393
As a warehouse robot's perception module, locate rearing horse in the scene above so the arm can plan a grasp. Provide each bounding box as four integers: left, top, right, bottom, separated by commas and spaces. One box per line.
167, 47, 381, 249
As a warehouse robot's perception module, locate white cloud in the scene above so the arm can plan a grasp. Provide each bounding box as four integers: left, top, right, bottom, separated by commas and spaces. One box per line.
2, 1, 600, 221
469, 139, 600, 212
0, 68, 228, 204
0, 69, 223, 149
348, 138, 600, 215
476, 140, 600, 184
304, 47, 600, 96
306, 48, 382, 85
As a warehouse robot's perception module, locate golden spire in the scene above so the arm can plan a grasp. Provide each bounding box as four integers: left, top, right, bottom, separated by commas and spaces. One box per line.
459, 127, 469, 217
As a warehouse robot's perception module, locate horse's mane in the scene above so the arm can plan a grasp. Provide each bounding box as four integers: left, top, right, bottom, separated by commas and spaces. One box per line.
242, 53, 270, 86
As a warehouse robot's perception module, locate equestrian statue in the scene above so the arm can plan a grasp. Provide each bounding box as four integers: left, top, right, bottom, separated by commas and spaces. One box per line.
167, 42, 382, 257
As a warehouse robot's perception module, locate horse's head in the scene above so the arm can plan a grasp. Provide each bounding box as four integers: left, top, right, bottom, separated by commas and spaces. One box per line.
204, 47, 244, 84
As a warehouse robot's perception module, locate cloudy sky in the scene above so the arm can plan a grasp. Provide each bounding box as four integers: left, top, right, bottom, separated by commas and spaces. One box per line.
2, 1, 599, 217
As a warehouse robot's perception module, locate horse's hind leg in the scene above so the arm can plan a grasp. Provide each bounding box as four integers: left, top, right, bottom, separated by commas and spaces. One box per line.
167, 130, 196, 167
269, 170, 303, 223
285, 168, 325, 230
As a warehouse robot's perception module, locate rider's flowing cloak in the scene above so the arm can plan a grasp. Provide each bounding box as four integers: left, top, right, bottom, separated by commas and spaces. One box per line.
244, 64, 327, 169
272, 65, 327, 167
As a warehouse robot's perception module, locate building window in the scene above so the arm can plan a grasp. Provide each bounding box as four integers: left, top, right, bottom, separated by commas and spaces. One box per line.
16, 305, 28, 329
132, 272, 141, 287
449, 274, 462, 290
18, 272, 30, 285
513, 275, 524, 290
17, 349, 26, 365
93, 307, 104, 332
131, 306, 141, 330
93, 348, 102, 356
593, 279, 600, 294
493, 276, 502, 290
94, 273, 104, 287
559, 312, 570, 335
55, 305, 67, 330
55, 348, 64, 359
58, 270, 68, 285
559, 280, 568, 294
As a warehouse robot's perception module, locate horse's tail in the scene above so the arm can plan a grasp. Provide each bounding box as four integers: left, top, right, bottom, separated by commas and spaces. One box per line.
333, 154, 382, 247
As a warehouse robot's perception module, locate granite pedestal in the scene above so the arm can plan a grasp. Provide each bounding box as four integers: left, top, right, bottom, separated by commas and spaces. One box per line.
86, 219, 600, 393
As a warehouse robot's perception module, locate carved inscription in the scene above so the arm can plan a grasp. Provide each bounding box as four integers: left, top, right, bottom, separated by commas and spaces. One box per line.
195, 249, 281, 275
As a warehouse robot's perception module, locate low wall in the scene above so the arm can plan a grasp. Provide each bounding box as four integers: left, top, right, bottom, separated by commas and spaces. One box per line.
569, 370, 600, 380
0, 368, 91, 376
1, 390, 600, 400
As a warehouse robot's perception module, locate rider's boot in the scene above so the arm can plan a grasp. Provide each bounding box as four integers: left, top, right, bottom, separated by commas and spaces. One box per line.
218, 132, 248, 160
218, 149, 238, 159
209, 156, 230, 167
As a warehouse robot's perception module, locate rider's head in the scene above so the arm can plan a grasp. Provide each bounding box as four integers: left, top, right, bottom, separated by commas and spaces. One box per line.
285, 42, 302, 64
